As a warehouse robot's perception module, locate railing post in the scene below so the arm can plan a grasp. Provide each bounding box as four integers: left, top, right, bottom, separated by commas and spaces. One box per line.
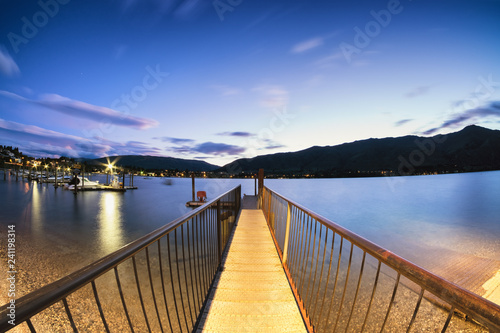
258, 168, 264, 196
217, 200, 222, 265
282, 202, 292, 264
254, 176, 257, 196
191, 173, 195, 202
237, 186, 241, 211
267, 190, 272, 223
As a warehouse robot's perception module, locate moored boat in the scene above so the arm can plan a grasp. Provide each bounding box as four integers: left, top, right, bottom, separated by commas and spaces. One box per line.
64, 176, 100, 190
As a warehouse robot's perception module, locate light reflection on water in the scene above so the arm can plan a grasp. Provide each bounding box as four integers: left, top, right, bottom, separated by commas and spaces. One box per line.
98, 192, 124, 255
31, 184, 42, 236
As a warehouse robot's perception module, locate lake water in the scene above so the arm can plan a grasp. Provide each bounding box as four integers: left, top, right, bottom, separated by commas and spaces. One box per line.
265, 171, 500, 263
1, 171, 499, 302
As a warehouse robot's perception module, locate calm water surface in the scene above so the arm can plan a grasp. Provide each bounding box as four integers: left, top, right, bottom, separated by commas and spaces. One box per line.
266, 171, 500, 263
0, 171, 499, 299
1, 175, 254, 258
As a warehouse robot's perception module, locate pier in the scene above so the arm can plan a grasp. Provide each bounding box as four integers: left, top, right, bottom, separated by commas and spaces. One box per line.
1, 178, 499, 332
198, 196, 306, 332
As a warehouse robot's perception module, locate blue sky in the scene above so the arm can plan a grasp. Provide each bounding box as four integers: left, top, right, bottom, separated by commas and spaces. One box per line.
1, 0, 499, 166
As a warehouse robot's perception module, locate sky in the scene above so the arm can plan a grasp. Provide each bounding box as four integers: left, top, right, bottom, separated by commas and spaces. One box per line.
0, 0, 499, 166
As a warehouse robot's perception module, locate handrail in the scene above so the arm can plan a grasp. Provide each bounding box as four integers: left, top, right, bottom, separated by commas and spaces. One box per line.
262, 186, 500, 332
0, 185, 241, 332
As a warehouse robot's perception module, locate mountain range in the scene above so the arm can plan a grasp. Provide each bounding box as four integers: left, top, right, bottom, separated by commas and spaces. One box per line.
220, 125, 500, 176
83, 125, 500, 176
88, 155, 219, 172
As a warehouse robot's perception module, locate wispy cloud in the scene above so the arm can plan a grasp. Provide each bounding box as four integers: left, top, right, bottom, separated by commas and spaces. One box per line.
263, 143, 285, 150
314, 51, 344, 68
405, 85, 431, 99
259, 138, 285, 150
192, 142, 245, 155
169, 145, 193, 154
0, 90, 158, 129
0, 47, 20, 77
159, 133, 283, 157
253, 84, 289, 108
394, 119, 413, 127
171, 141, 246, 156
217, 131, 285, 151
21, 142, 89, 159
422, 101, 500, 135
0, 118, 164, 158
217, 131, 255, 137
0, 118, 108, 157
108, 140, 163, 156
164, 135, 246, 156
159, 137, 196, 144
291, 37, 324, 54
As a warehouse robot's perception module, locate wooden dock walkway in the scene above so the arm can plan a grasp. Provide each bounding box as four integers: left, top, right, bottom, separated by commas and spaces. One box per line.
197, 196, 307, 332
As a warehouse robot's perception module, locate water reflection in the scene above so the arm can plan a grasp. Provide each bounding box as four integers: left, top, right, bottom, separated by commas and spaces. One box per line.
23, 182, 30, 193
31, 184, 42, 236
98, 193, 124, 255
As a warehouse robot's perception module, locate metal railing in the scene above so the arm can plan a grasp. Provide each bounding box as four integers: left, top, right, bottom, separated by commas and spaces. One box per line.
261, 186, 500, 332
0, 185, 241, 332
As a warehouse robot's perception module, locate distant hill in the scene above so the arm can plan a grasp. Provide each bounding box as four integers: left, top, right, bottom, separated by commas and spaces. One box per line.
88, 155, 219, 172
220, 125, 500, 176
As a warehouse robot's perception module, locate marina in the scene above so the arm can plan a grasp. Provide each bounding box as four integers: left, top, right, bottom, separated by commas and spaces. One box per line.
1, 166, 138, 192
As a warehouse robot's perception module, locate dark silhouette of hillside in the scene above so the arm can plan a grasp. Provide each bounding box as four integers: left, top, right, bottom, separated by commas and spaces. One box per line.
89, 155, 219, 172
220, 125, 500, 176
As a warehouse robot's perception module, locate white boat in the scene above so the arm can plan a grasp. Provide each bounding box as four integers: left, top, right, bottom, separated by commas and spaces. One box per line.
64, 176, 100, 190
44, 175, 72, 183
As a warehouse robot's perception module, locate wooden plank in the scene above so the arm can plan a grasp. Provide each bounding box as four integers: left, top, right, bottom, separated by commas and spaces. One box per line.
197, 202, 307, 332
